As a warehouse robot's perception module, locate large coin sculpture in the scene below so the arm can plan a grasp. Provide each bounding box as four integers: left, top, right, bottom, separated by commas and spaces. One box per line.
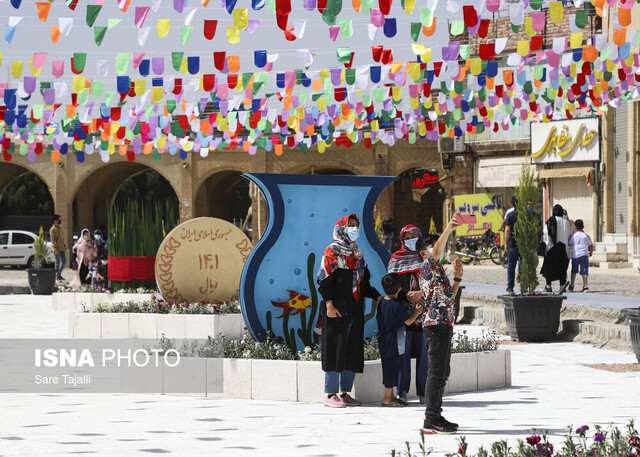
155, 217, 252, 303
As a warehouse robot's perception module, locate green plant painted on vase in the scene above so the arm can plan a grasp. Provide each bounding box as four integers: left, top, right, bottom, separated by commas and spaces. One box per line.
265, 252, 378, 355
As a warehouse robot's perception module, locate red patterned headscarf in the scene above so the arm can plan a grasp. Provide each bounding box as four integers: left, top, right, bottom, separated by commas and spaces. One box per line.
387, 225, 423, 275
316, 214, 366, 300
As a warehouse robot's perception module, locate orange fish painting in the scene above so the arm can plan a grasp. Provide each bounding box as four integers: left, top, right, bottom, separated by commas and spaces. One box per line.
271, 290, 312, 318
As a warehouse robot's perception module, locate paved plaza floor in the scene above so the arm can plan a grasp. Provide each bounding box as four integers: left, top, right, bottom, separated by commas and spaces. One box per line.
0, 295, 638, 456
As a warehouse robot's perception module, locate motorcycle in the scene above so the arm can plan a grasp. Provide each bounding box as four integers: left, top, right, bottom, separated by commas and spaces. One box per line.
455, 229, 507, 267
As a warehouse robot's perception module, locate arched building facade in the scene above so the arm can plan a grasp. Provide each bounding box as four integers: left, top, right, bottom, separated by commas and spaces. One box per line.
0, 140, 474, 252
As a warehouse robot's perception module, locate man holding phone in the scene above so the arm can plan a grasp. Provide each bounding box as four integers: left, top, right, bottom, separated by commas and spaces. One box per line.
416, 214, 464, 434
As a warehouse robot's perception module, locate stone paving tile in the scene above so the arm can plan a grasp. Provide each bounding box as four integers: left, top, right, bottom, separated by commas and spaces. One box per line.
0, 295, 638, 456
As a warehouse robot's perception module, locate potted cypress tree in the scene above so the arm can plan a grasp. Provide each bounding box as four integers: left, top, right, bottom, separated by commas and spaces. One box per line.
498, 159, 566, 342
27, 226, 56, 295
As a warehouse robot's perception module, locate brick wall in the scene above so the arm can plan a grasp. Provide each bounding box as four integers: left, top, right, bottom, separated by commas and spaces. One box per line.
452, 6, 601, 56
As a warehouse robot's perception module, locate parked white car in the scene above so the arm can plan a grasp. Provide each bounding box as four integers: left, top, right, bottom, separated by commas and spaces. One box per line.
0, 230, 56, 268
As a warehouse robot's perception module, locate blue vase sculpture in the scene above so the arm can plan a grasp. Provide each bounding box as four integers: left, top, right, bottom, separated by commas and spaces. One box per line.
240, 174, 397, 353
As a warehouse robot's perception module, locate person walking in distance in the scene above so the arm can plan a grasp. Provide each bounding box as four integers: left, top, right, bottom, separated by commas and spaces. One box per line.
49, 214, 67, 282
417, 214, 464, 435
541, 204, 572, 294
504, 197, 521, 294
568, 219, 594, 293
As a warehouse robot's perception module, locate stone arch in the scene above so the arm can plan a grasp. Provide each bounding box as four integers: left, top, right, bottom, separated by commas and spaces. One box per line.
0, 163, 55, 231
390, 166, 446, 251
194, 169, 252, 229
68, 160, 178, 203
71, 162, 180, 237
0, 163, 54, 199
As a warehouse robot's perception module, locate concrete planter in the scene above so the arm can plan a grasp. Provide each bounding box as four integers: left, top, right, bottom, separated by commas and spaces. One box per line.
69, 312, 245, 339
53, 292, 156, 312
186, 350, 512, 402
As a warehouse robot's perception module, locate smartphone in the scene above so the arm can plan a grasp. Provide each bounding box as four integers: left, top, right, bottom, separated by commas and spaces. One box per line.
456, 214, 477, 225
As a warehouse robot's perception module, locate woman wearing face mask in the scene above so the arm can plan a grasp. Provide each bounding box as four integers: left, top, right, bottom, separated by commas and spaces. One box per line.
69, 229, 97, 289
387, 225, 428, 405
317, 214, 382, 408
541, 204, 572, 294
94, 229, 108, 259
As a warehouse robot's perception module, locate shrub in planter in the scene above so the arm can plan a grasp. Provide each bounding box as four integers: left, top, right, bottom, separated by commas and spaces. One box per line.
27, 226, 56, 295
108, 200, 177, 291
499, 159, 566, 342
88, 298, 241, 314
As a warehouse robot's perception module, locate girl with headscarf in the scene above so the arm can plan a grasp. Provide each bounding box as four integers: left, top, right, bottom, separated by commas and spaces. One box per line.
70, 229, 97, 289
387, 224, 428, 404
541, 204, 572, 293
317, 214, 382, 408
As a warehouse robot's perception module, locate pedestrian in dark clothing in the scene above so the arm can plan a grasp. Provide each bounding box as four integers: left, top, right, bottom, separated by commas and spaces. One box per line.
504, 197, 521, 294
317, 214, 382, 408
541, 204, 571, 293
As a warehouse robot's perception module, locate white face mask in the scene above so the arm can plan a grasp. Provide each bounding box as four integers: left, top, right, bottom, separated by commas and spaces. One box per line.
345, 226, 359, 242
405, 238, 418, 251
95, 234, 102, 240
101, 260, 108, 265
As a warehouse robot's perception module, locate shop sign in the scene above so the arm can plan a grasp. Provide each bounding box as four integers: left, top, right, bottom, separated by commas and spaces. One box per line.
411, 169, 439, 189
530, 118, 599, 164
453, 193, 503, 238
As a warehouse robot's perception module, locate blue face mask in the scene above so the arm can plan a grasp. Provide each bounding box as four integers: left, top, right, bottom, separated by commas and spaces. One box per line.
428, 247, 445, 262
404, 238, 418, 251
345, 226, 359, 242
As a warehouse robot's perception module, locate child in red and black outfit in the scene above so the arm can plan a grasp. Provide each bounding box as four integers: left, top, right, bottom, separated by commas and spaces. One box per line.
377, 273, 423, 407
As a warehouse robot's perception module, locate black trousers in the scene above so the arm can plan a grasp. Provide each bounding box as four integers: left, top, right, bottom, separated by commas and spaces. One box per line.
423, 324, 453, 425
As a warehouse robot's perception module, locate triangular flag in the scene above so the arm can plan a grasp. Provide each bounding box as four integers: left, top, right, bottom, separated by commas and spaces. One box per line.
86, 5, 102, 27
59, 18, 73, 35
138, 26, 151, 45
180, 26, 192, 45
94, 26, 107, 45
157, 19, 171, 37
108, 18, 122, 29
172, 52, 184, 71
50, 25, 60, 44
135, 7, 151, 28
36, 2, 52, 22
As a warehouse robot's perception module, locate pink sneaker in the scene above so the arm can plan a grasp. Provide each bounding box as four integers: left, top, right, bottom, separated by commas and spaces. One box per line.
324, 394, 346, 408
340, 393, 362, 406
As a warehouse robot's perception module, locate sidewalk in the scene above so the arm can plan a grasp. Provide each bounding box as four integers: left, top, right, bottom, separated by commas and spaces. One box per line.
462, 282, 640, 311
461, 264, 640, 300
0, 295, 638, 456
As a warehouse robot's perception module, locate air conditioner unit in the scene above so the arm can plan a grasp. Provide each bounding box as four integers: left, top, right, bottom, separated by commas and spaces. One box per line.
437, 136, 464, 153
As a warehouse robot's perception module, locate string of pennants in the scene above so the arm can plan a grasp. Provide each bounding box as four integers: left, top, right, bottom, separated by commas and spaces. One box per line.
4, 0, 637, 45
2, 0, 640, 162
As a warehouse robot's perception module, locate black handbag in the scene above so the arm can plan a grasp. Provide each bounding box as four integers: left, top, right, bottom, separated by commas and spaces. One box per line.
536, 241, 547, 256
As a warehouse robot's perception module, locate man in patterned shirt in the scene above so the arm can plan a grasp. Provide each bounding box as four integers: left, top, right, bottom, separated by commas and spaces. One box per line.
415, 214, 464, 434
